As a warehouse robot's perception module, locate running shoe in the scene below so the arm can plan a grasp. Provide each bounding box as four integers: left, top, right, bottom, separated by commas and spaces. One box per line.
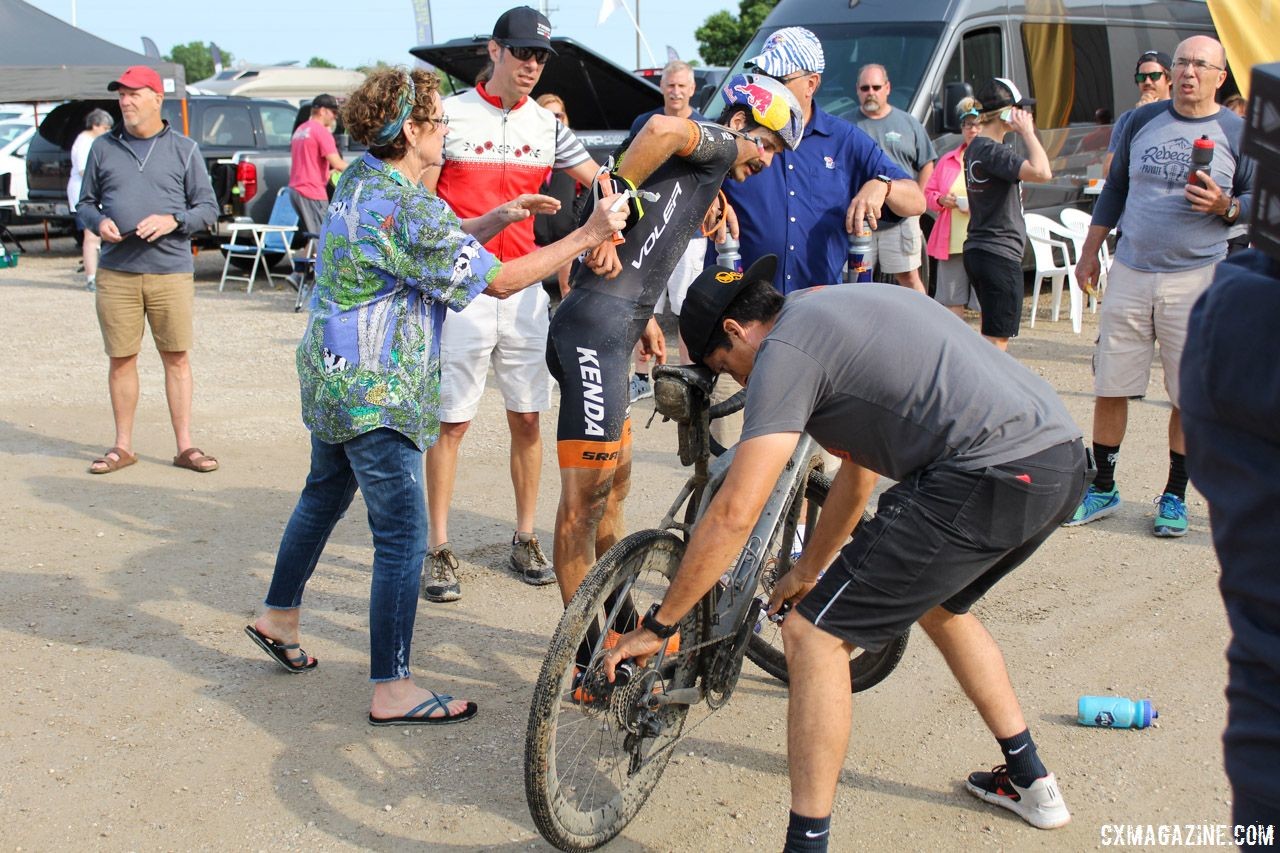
422, 545, 461, 602
629, 375, 653, 402
1153, 492, 1188, 538
510, 533, 556, 586
1062, 484, 1121, 527
965, 765, 1071, 829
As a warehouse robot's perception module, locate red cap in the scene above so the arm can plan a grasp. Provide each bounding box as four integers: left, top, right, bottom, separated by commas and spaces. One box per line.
108, 66, 164, 94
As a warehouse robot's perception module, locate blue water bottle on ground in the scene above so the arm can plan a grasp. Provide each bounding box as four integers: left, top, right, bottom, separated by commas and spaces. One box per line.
1078, 695, 1158, 729
846, 222, 873, 283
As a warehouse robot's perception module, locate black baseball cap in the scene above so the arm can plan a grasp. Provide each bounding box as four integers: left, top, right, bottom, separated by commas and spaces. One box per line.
680, 255, 778, 365
1135, 50, 1173, 74
492, 6, 557, 54
976, 77, 1035, 111
312, 93, 339, 110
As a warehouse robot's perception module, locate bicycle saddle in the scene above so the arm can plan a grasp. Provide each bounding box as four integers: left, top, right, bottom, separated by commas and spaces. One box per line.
653, 363, 716, 395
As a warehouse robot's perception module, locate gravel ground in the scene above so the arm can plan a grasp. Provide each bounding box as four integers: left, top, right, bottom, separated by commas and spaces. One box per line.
0, 236, 1230, 851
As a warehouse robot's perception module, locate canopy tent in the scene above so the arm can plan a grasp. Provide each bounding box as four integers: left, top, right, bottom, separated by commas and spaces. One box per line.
0, 0, 185, 102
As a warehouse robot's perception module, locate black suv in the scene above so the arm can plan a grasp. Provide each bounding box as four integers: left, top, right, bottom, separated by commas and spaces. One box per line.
25, 95, 298, 244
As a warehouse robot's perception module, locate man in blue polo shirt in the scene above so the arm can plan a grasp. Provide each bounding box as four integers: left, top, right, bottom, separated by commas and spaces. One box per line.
718, 27, 924, 294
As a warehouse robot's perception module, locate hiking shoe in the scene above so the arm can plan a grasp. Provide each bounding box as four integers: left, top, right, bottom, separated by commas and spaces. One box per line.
629, 375, 653, 402
422, 546, 461, 602
510, 533, 556, 586
1153, 492, 1188, 538
965, 765, 1071, 829
1062, 484, 1121, 527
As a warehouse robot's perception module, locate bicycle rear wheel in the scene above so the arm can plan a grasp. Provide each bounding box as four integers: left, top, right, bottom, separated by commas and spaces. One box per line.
525, 529, 706, 852
745, 466, 909, 693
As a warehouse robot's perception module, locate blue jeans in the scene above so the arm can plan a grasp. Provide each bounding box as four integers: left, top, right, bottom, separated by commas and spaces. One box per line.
265, 428, 427, 682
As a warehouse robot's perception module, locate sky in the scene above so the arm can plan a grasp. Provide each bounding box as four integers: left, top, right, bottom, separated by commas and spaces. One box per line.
25, 0, 736, 75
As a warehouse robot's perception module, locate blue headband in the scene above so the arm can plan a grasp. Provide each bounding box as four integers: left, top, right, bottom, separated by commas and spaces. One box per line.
373, 74, 416, 146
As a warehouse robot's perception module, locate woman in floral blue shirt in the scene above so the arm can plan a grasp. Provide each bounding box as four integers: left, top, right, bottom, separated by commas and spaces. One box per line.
246, 67, 626, 725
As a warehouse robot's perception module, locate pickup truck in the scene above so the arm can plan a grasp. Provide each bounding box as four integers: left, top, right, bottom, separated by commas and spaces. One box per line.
24, 95, 299, 247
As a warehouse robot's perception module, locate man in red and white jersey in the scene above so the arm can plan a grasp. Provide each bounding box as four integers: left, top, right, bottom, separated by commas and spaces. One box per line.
422, 5, 601, 602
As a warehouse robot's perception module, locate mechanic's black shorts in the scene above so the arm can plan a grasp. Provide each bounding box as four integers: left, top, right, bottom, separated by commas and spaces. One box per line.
965, 248, 1024, 339
546, 288, 647, 469
795, 439, 1085, 652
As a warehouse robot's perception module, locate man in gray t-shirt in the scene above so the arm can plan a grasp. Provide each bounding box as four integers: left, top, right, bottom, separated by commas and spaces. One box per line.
604, 258, 1085, 848
1067, 35, 1254, 540
854, 63, 936, 293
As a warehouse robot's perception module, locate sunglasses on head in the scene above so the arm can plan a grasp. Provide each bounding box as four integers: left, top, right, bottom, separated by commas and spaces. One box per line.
504, 44, 550, 65
859, 84, 884, 92
1134, 70, 1167, 84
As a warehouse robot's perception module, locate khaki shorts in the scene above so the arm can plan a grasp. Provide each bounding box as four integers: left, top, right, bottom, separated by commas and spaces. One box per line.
439, 287, 552, 421
865, 216, 923, 275
95, 268, 195, 357
1093, 260, 1216, 407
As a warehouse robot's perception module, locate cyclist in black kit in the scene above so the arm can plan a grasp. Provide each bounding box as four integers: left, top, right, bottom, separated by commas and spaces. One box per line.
546, 74, 805, 605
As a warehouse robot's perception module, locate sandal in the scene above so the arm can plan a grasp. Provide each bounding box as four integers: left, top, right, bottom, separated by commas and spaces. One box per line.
368, 690, 478, 726
89, 446, 137, 475
173, 447, 219, 473
244, 625, 317, 673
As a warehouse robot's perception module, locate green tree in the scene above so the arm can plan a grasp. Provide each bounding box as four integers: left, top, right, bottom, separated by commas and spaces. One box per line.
164, 41, 233, 83
307, 57, 337, 68
695, 0, 778, 66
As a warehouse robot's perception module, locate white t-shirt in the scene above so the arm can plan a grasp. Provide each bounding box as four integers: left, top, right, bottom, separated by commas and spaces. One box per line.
67, 131, 96, 209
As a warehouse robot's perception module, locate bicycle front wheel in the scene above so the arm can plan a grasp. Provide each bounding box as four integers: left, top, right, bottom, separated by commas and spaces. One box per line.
524, 529, 705, 852
746, 467, 909, 693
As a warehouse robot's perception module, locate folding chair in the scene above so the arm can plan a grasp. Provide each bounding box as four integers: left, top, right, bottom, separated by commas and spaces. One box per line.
218, 188, 298, 294
292, 230, 318, 313
1025, 214, 1083, 333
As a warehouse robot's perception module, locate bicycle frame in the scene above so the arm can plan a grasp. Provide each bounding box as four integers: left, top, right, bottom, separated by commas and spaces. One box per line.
644, 364, 820, 707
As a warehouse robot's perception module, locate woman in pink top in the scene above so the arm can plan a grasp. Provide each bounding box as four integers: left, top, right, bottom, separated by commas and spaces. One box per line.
924, 98, 981, 319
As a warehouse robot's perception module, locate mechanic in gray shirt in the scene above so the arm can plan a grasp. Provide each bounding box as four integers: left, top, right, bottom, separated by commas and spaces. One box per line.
604, 256, 1086, 850
1067, 35, 1253, 540
76, 65, 221, 477
854, 63, 936, 293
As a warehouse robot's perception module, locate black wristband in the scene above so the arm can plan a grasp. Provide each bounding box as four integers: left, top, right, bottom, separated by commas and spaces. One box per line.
641, 603, 678, 639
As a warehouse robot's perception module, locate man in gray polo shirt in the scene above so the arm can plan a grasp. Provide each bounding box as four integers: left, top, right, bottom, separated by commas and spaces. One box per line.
77, 65, 219, 475
604, 257, 1086, 848
855, 63, 936, 293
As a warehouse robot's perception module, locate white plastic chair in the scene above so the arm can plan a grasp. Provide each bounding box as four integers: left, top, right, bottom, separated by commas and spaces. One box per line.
1059, 207, 1108, 310
1025, 214, 1083, 333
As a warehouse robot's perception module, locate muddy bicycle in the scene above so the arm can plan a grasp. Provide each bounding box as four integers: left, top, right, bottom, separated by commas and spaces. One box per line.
524, 363, 910, 851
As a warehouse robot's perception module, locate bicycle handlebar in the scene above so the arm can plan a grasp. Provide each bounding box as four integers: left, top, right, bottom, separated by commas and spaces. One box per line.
708, 389, 745, 421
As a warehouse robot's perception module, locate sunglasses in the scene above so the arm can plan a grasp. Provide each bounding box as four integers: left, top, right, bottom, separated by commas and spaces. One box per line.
859, 84, 884, 92
1134, 71, 1167, 84
504, 44, 550, 65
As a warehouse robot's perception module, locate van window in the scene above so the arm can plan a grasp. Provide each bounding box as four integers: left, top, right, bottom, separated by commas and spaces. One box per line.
199, 105, 256, 148
1021, 23, 1113, 129
259, 105, 297, 147
943, 27, 1003, 94
727, 23, 945, 123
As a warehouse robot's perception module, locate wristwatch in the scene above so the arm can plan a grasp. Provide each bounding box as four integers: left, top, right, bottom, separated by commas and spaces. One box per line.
875, 174, 894, 197
641, 603, 679, 639
1223, 197, 1240, 223
173, 211, 186, 230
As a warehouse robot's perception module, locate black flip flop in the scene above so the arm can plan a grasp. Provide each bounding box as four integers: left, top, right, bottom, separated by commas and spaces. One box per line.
244, 625, 318, 673
368, 691, 478, 726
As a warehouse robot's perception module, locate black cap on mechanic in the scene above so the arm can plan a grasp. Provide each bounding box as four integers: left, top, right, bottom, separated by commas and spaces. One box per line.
680, 255, 778, 365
